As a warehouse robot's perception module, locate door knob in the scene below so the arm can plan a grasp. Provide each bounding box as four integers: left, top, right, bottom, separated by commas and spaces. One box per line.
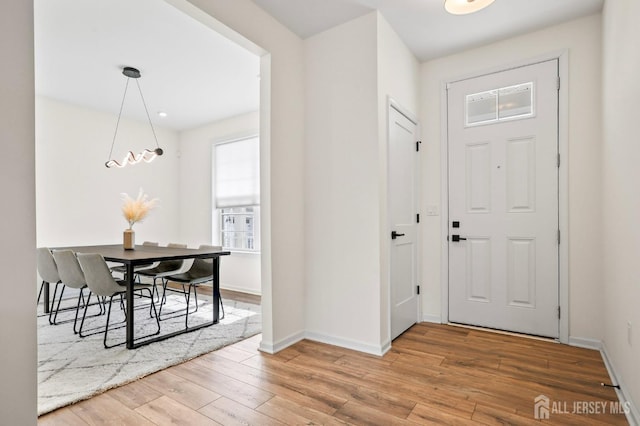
451, 235, 467, 242
391, 231, 405, 240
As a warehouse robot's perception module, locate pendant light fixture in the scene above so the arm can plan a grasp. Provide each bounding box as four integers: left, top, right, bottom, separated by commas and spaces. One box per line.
444, 0, 495, 15
105, 66, 164, 168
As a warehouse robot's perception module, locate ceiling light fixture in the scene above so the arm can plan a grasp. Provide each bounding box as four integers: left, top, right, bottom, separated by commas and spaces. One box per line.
444, 0, 495, 15
105, 66, 164, 168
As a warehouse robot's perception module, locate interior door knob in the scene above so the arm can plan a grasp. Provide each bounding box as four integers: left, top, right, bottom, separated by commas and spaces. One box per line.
451, 235, 467, 242
391, 231, 405, 240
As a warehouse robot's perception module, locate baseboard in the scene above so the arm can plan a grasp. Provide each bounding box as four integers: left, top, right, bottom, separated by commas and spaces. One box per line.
304, 331, 389, 356
600, 343, 640, 426
568, 336, 602, 351
258, 330, 305, 355
260, 329, 390, 357
380, 340, 392, 356
569, 336, 639, 425
422, 314, 442, 324
220, 284, 261, 296
258, 340, 275, 354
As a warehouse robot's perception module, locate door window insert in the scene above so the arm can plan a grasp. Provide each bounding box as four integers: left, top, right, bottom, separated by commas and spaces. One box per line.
465, 82, 534, 127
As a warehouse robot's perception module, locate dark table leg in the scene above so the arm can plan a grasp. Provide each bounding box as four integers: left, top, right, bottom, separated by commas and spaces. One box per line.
213, 256, 220, 323
128, 255, 222, 349
125, 263, 135, 349
43, 281, 50, 313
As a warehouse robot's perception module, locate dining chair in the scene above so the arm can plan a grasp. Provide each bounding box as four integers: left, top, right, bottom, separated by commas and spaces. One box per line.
163, 245, 224, 327
37, 247, 61, 313
136, 243, 189, 304
110, 241, 160, 278
50, 250, 104, 332
77, 253, 160, 348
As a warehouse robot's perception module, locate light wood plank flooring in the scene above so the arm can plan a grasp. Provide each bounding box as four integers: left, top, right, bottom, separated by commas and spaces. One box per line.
39, 322, 628, 425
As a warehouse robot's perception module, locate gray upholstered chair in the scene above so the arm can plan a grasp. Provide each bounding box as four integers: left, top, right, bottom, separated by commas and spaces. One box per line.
163, 244, 224, 326
77, 253, 160, 348
136, 243, 190, 304
37, 247, 61, 312
110, 241, 160, 277
50, 250, 100, 332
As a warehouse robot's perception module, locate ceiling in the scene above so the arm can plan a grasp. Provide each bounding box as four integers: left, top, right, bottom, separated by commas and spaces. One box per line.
34, 0, 603, 132
252, 0, 604, 61
34, 0, 260, 131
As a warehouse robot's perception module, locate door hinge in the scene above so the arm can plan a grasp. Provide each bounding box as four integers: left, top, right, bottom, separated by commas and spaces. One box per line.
557, 153, 561, 168
558, 306, 561, 319
416, 213, 420, 223
416, 140, 422, 152
557, 229, 561, 244
557, 77, 561, 91
417, 285, 420, 295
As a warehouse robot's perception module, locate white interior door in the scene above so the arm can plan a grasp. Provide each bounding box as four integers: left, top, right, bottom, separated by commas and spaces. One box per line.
447, 60, 559, 338
389, 105, 419, 340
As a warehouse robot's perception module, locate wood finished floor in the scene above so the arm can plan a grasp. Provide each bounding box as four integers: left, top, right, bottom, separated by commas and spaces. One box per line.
39, 322, 628, 425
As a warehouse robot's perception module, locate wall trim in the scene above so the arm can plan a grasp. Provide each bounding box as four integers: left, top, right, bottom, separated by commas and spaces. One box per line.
258, 330, 305, 355
422, 314, 443, 324
380, 340, 392, 356
439, 50, 570, 344
260, 329, 391, 357
568, 336, 602, 351
304, 331, 390, 357
600, 343, 640, 426
220, 284, 262, 296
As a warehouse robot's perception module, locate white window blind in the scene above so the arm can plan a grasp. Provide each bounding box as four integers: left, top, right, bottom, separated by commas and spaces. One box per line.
214, 137, 260, 208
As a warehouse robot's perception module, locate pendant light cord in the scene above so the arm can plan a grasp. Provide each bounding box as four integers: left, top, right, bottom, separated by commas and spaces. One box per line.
106, 71, 161, 164
107, 78, 130, 161
134, 78, 161, 150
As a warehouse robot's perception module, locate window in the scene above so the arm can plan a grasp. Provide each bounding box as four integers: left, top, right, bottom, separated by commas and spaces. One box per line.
465, 82, 534, 127
220, 206, 258, 251
213, 136, 260, 252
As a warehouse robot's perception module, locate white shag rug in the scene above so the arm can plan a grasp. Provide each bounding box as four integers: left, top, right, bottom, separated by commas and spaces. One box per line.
37, 292, 261, 416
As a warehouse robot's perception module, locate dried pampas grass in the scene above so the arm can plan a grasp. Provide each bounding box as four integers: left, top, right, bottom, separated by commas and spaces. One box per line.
121, 189, 158, 229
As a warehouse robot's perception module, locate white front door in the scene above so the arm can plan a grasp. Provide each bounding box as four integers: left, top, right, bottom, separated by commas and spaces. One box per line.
389, 105, 419, 340
447, 60, 559, 338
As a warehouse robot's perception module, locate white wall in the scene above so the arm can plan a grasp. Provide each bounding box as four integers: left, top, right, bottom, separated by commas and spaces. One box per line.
178, 111, 261, 295
419, 14, 604, 342
601, 0, 640, 415
0, 0, 37, 423
304, 12, 382, 352
304, 12, 419, 354
173, 0, 306, 350
36, 97, 181, 247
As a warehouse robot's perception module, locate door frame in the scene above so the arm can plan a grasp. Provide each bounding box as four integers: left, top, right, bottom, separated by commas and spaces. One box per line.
387, 97, 421, 340
439, 51, 569, 344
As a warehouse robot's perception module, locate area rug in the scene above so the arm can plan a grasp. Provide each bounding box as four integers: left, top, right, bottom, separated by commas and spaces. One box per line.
37, 292, 261, 416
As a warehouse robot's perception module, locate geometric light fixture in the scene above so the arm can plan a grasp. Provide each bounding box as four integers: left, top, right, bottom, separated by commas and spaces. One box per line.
444, 0, 496, 15
105, 66, 164, 168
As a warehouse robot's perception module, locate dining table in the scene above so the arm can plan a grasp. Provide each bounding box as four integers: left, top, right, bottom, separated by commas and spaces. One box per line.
47, 244, 230, 349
